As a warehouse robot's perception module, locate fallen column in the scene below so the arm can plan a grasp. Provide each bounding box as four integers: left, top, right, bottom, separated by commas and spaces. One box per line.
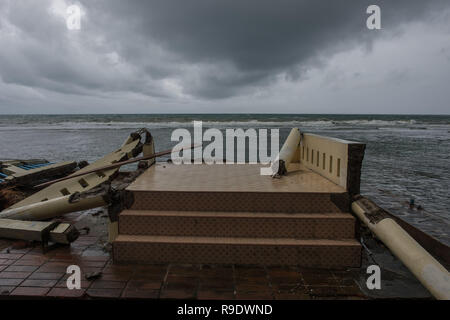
0, 129, 149, 221
4, 129, 145, 212
271, 127, 301, 177
352, 195, 450, 300
0, 189, 108, 221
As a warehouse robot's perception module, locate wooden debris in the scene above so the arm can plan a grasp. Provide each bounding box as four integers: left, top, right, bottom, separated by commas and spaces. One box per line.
0, 218, 57, 242
49, 223, 80, 244
0, 218, 79, 245
1, 160, 77, 187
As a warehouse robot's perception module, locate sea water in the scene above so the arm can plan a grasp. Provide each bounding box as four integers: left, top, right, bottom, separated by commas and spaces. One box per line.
0, 114, 448, 244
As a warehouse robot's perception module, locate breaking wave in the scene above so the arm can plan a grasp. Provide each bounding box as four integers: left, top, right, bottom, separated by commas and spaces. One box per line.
0, 115, 446, 131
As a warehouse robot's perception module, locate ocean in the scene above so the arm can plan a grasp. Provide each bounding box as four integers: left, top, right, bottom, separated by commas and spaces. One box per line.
0, 114, 449, 244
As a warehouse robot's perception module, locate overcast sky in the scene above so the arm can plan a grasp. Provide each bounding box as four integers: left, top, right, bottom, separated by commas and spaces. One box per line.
0, 0, 449, 114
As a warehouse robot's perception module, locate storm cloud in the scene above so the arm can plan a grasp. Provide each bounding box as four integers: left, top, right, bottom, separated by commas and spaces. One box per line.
0, 0, 449, 113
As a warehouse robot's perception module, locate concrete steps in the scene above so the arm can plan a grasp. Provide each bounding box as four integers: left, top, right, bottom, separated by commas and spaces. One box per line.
112, 164, 361, 268
130, 191, 343, 213
113, 235, 361, 267
118, 210, 356, 239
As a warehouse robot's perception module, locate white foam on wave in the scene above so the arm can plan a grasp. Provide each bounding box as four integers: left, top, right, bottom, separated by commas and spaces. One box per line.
0, 118, 439, 131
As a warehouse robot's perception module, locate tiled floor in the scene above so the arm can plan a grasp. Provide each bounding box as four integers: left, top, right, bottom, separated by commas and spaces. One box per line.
128, 163, 346, 193
0, 247, 365, 299
0, 210, 365, 300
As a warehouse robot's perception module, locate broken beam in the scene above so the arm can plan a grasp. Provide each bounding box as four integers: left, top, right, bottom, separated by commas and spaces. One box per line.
34, 144, 199, 189
0, 219, 79, 244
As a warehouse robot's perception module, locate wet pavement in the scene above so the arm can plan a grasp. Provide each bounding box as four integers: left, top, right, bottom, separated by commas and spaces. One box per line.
0, 210, 432, 300
0, 210, 368, 300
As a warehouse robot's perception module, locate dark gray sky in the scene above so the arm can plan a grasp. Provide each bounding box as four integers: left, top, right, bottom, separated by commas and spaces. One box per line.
0, 0, 449, 114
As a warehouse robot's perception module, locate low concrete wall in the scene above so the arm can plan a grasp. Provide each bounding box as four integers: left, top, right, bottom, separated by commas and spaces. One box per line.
295, 133, 365, 195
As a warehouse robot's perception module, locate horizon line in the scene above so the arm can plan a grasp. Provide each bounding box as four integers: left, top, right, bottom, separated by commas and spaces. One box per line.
1, 113, 449, 116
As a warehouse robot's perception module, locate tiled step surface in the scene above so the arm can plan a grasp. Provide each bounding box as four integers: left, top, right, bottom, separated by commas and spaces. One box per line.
113, 235, 361, 268
130, 191, 343, 213
119, 210, 356, 239
114, 164, 361, 268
